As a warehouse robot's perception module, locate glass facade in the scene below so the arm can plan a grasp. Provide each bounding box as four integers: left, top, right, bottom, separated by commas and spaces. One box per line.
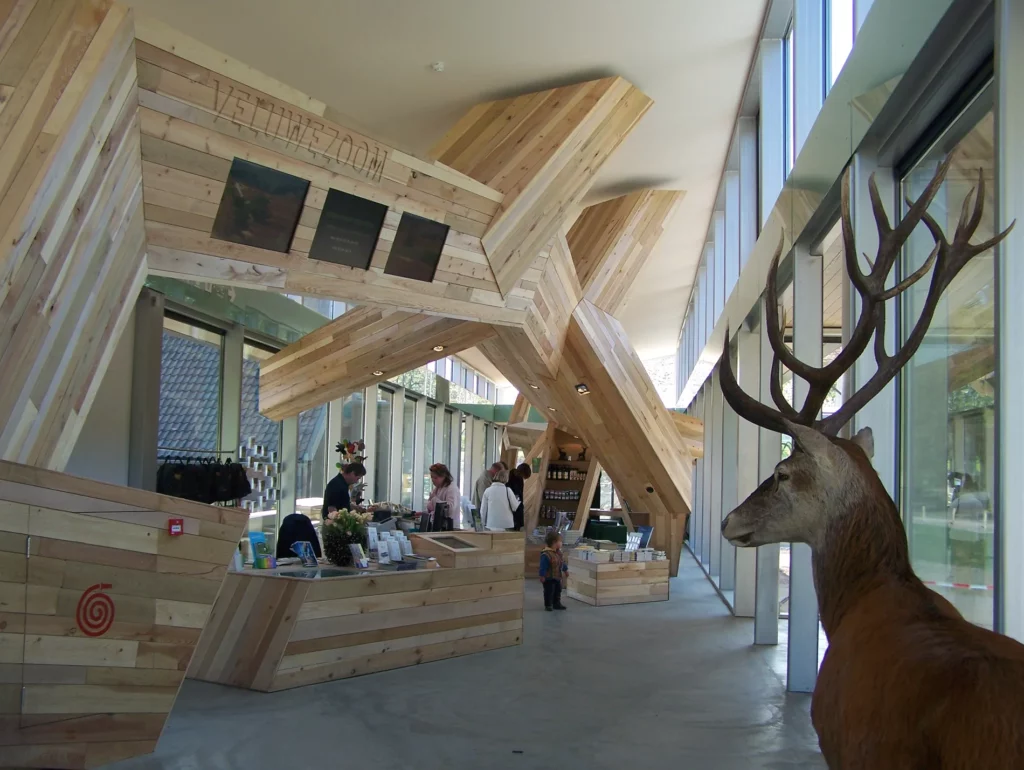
901, 94, 995, 629
297, 404, 328, 501
341, 391, 364, 445
442, 410, 453, 468
159, 318, 223, 456
423, 404, 436, 506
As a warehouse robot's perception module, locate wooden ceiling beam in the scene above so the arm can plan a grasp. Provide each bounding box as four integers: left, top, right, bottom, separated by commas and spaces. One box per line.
433, 78, 652, 298
258, 307, 495, 421
567, 189, 685, 314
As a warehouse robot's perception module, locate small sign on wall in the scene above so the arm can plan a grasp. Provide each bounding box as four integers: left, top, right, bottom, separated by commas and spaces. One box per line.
168, 518, 184, 536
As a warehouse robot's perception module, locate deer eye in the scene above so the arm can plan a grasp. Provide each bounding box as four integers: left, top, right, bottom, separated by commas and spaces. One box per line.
776, 469, 790, 483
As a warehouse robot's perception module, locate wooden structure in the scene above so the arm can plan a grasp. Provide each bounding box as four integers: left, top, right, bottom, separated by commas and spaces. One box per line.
0, 1, 146, 471
567, 556, 670, 607
0, 461, 247, 769
188, 535, 524, 692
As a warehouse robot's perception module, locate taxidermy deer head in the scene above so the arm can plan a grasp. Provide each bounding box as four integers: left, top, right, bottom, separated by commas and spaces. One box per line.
720, 157, 1013, 549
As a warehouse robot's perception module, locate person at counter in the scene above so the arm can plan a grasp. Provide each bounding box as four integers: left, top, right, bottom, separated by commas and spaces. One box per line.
508, 463, 532, 531
480, 469, 517, 531
321, 462, 367, 519
427, 463, 462, 528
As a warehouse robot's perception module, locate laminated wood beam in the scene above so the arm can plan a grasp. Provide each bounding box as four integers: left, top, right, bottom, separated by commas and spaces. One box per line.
433, 77, 652, 298
258, 307, 496, 421
0, 2, 147, 472
566, 189, 684, 314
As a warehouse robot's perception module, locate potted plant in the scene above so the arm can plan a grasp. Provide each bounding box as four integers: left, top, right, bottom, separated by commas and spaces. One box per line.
322, 508, 371, 567
336, 439, 366, 505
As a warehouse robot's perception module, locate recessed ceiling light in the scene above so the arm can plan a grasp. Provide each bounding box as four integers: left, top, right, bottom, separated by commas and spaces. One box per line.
372, 370, 384, 376
575, 383, 590, 395
432, 345, 445, 352
547, 407, 556, 412
430, 61, 445, 72
529, 384, 540, 390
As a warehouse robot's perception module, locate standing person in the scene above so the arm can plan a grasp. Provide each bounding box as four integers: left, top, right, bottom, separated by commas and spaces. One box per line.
321, 462, 367, 520
539, 530, 568, 611
472, 461, 506, 511
508, 463, 532, 531
427, 463, 462, 528
480, 469, 518, 531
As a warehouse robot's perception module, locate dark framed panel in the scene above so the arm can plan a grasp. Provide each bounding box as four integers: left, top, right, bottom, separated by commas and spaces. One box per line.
383, 213, 450, 283
211, 158, 309, 254
308, 189, 389, 270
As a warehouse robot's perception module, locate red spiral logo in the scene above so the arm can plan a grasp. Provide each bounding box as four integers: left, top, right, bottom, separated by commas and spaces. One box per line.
76, 583, 115, 637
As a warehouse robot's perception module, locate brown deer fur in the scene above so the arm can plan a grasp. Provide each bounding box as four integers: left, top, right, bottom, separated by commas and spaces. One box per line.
724, 427, 1024, 769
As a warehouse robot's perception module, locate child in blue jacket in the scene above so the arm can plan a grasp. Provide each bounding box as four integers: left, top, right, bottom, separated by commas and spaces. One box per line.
539, 530, 568, 611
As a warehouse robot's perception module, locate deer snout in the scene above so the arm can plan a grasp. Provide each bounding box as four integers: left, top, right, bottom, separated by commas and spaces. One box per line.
721, 510, 756, 546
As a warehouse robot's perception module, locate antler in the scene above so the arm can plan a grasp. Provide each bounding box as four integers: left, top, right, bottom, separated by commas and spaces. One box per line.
720, 157, 1015, 437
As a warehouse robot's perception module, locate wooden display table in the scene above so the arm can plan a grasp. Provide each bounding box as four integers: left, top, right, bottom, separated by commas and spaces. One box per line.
567, 556, 670, 606
0, 461, 248, 769
188, 532, 524, 691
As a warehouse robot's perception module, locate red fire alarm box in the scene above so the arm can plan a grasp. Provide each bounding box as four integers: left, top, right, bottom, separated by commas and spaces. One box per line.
168, 518, 184, 536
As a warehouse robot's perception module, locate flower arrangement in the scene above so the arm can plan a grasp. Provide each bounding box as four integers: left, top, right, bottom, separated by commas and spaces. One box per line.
336, 438, 366, 505
322, 508, 372, 566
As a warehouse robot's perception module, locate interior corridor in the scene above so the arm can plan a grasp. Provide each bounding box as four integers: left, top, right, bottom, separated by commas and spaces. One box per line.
110, 557, 824, 770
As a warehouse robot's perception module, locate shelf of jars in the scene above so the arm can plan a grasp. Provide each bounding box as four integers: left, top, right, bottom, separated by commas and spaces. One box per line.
537, 454, 595, 527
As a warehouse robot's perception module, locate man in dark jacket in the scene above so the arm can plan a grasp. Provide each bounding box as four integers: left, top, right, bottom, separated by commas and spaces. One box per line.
507, 463, 532, 531
321, 462, 367, 520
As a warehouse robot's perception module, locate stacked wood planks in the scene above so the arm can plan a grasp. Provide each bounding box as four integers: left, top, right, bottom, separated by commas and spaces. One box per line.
257, 306, 496, 421
189, 535, 524, 692
0, 1, 147, 471
0, 460, 248, 769
433, 78, 653, 297
132, 15, 602, 324
567, 557, 670, 607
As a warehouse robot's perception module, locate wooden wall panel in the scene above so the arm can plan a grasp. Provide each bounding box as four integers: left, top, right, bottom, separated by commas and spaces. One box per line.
0, 1, 147, 472
132, 19, 557, 325
0, 460, 247, 769
567, 189, 684, 314
433, 77, 652, 297
258, 306, 496, 420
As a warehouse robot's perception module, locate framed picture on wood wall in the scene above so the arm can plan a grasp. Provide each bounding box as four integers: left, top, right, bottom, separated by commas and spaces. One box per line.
308, 188, 388, 269
383, 212, 450, 283
211, 158, 309, 254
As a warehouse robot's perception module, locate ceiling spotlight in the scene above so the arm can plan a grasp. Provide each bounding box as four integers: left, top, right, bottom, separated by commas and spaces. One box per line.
529, 384, 540, 390
372, 370, 384, 377
432, 345, 445, 352
575, 383, 591, 395
547, 407, 557, 412
430, 61, 445, 72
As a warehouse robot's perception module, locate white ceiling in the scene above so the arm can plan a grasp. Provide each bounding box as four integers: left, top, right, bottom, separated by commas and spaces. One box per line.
126, 0, 767, 358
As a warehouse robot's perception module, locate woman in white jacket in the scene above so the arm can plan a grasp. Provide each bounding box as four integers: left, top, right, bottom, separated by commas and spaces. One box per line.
480, 469, 519, 531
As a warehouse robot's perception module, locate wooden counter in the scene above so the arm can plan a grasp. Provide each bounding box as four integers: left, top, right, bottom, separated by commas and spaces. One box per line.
0, 461, 248, 769
567, 556, 670, 606
188, 532, 524, 691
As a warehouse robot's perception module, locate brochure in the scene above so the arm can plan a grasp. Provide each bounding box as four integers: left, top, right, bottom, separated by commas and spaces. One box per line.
290, 540, 318, 567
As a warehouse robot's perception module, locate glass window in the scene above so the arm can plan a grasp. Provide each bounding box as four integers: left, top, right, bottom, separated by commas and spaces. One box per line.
400, 397, 416, 507
784, 20, 796, 174
297, 404, 328, 500
459, 414, 468, 489
159, 317, 223, 456
240, 341, 282, 539
374, 387, 394, 502
341, 391, 364, 445
442, 409, 453, 467
423, 404, 437, 506
828, 0, 855, 88
901, 92, 994, 630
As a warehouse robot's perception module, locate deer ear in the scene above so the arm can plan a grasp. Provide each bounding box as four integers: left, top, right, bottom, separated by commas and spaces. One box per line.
783, 420, 832, 457
852, 427, 874, 459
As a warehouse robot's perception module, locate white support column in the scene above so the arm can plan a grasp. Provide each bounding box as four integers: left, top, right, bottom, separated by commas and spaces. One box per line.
362, 386, 378, 499
327, 397, 343, 468
855, 0, 874, 35
709, 369, 725, 582
390, 389, 406, 504
413, 398, 427, 509
849, 155, 898, 497
690, 458, 700, 546
725, 170, 741, 299
128, 289, 164, 491
280, 416, 298, 526
788, 244, 822, 693
719, 354, 739, 595
702, 382, 717, 569
714, 212, 727, 319
755, 301, 782, 645
996, 0, 1024, 641
734, 325, 761, 617
794, 0, 826, 158
760, 39, 786, 227
738, 116, 759, 258
218, 324, 244, 458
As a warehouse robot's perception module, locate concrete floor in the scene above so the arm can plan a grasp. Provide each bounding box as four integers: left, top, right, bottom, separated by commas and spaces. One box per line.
110, 555, 825, 770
